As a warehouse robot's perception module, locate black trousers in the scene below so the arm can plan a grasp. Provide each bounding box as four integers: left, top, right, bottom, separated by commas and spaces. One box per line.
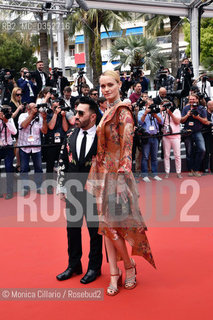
65, 187, 103, 271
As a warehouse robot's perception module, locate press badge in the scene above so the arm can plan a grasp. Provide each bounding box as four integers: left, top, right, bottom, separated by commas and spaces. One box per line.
28, 135, 34, 142
188, 122, 194, 126
54, 132, 61, 143
149, 126, 155, 131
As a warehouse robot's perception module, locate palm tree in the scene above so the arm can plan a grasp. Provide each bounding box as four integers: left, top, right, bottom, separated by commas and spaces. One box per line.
68, 9, 131, 87
143, 14, 181, 77
110, 35, 166, 76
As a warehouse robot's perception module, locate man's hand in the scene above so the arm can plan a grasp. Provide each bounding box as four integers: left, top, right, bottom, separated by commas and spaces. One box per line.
54, 106, 61, 115
58, 193, 66, 201
61, 110, 66, 117
41, 112, 47, 120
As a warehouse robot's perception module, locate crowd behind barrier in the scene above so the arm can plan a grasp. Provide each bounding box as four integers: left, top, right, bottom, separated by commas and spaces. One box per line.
0, 59, 213, 199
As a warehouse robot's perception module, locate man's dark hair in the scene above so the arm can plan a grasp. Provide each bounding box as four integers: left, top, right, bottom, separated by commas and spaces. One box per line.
133, 82, 141, 89
64, 86, 71, 93
79, 96, 101, 124
89, 88, 98, 95
36, 60, 43, 65
97, 96, 106, 104
81, 83, 90, 89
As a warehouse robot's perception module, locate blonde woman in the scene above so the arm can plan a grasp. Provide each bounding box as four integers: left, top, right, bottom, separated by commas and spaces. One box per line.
86, 70, 155, 296
9, 87, 25, 172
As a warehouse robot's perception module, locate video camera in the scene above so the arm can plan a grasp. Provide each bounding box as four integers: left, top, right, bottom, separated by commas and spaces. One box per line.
181, 61, 193, 77
148, 104, 160, 114
0, 105, 13, 119
78, 68, 86, 77
131, 66, 142, 79
52, 68, 63, 79
0, 69, 14, 83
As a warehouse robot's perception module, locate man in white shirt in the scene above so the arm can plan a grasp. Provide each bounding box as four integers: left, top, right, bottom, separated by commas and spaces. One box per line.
0, 106, 17, 199
56, 96, 102, 284
18, 103, 47, 196
197, 75, 212, 102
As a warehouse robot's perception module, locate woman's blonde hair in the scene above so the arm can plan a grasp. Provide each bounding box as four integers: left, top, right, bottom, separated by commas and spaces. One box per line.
101, 70, 120, 83
10, 87, 22, 108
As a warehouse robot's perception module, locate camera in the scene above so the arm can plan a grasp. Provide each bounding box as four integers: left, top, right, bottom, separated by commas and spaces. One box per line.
36, 103, 51, 113
53, 68, 63, 79
136, 97, 146, 110
148, 104, 160, 114
190, 109, 199, 117
131, 66, 142, 78
23, 71, 36, 80
0, 106, 12, 119
162, 102, 176, 113
78, 68, 86, 77
50, 88, 58, 97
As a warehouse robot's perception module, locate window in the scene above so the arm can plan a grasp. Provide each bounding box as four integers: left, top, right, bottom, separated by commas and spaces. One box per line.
69, 45, 75, 57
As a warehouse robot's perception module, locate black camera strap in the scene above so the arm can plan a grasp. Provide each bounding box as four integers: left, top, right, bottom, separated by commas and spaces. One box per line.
0, 121, 7, 144
29, 117, 39, 134
149, 114, 159, 132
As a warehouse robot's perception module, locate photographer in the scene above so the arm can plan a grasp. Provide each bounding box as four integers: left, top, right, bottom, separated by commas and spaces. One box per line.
36, 87, 52, 106
0, 70, 16, 105
9, 87, 25, 172
129, 82, 142, 104
44, 100, 69, 194
50, 68, 70, 98
62, 86, 76, 111
196, 75, 212, 103
18, 103, 48, 196
161, 100, 182, 178
154, 67, 175, 93
153, 87, 168, 105
176, 58, 194, 97
201, 100, 213, 173
0, 106, 17, 199
17, 68, 37, 103
138, 98, 163, 182
181, 94, 208, 177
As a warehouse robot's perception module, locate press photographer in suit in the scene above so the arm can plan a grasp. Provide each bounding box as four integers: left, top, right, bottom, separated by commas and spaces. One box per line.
56, 96, 102, 284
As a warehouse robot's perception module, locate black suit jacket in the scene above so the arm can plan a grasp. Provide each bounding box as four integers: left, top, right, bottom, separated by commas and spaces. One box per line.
34, 70, 49, 94
57, 127, 97, 192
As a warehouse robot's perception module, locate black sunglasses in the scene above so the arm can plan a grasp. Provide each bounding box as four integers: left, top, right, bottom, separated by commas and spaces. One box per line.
16, 93, 22, 96
91, 93, 98, 96
76, 110, 85, 116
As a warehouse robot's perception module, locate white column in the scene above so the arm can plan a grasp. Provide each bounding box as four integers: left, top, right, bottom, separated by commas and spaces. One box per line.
57, 13, 65, 74
190, 7, 199, 78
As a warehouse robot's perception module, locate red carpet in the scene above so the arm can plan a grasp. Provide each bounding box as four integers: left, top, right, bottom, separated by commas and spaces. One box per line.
0, 174, 212, 320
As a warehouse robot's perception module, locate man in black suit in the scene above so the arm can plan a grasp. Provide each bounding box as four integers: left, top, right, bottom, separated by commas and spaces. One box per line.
34, 60, 49, 94
56, 96, 102, 284
153, 87, 168, 105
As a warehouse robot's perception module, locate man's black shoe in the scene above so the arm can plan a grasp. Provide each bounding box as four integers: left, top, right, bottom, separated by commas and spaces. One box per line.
5, 193, 13, 200
56, 265, 82, 281
47, 186, 54, 194
80, 269, 101, 284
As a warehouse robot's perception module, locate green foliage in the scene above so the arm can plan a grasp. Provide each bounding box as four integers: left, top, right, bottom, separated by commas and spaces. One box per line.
183, 18, 213, 70
0, 33, 37, 72
183, 18, 190, 57
110, 35, 167, 75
